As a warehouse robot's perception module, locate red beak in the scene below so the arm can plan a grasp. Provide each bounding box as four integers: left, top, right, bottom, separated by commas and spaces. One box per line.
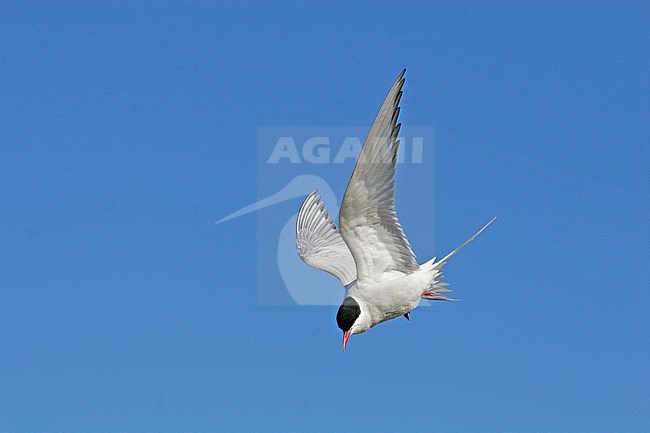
342, 330, 352, 351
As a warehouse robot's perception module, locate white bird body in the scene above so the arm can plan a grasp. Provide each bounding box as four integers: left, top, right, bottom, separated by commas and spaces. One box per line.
346, 269, 430, 332
295, 69, 496, 349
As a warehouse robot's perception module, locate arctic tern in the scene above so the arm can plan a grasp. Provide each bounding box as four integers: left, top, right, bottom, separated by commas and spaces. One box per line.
296, 69, 495, 350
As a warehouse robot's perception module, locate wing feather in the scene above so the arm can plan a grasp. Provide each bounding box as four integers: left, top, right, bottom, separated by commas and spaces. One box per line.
339, 69, 419, 283
295, 190, 357, 286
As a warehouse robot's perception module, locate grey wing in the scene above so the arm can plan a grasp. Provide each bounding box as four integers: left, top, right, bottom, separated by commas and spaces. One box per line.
339, 69, 419, 283
295, 190, 357, 287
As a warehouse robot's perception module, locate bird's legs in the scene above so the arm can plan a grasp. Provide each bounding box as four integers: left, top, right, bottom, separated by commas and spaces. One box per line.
421, 289, 453, 301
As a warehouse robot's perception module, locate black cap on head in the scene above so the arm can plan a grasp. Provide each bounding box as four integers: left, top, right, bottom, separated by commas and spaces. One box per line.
336, 297, 361, 332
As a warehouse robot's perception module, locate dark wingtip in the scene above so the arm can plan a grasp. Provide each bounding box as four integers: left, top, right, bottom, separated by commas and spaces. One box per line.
393, 69, 406, 86
398, 69, 406, 84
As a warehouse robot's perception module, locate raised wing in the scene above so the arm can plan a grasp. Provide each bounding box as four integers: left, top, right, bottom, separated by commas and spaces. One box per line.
339, 69, 419, 283
296, 190, 357, 286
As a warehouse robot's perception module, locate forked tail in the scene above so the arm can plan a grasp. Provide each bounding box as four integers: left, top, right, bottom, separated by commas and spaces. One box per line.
420, 217, 497, 301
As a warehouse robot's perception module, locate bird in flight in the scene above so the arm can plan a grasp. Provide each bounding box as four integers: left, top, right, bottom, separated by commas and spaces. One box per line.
296, 69, 495, 350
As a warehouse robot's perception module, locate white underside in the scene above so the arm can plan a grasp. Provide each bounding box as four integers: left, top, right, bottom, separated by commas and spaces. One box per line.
347, 265, 436, 332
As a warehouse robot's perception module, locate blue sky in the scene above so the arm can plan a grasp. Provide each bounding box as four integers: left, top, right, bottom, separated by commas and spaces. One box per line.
1, 2, 648, 432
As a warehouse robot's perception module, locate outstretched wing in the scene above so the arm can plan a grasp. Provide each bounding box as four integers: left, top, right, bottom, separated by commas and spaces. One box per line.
296, 190, 357, 286
339, 69, 419, 283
